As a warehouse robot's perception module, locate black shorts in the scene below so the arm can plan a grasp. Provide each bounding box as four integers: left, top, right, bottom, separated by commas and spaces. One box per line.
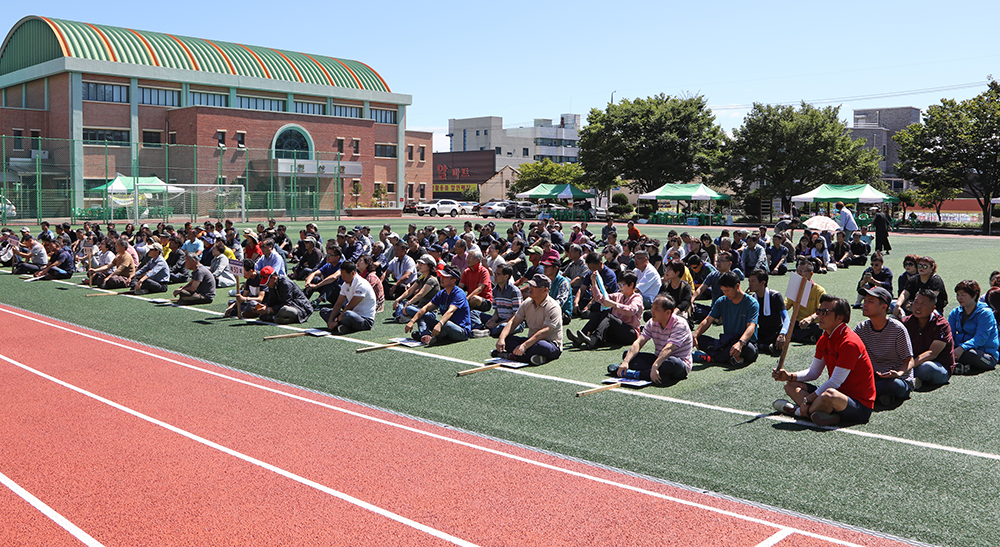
805, 384, 872, 424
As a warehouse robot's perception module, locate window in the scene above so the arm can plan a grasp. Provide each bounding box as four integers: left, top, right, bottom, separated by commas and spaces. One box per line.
189, 92, 228, 107
495, 147, 502, 155
407, 183, 414, 199
83, 128, 130, 146
337, 138, 344, 154
419, 146, 425, 161
12, 129, 22, 150
330, 104, 362, 118
216, 176, 227, 185
215, 131, 226, 146
419, 183, 426, 199
169, 132, 177, 145
235, 132, 245, 148
484, 130, 488, 135
352, 139, 360, 155
374, 144, 397, 158
82, 82, 128, 103
369, 108, 397, 124
142, 131, 162, 148
30, 130, 40, 150
238, 96, 285, 112
273, 129, 310, 160
407, 145, 413, 161
476, 130, 480, 136
387, 182, 396, 193
523, 148, 529, 157
139, 87, 180, 106
294, 101, 325, 115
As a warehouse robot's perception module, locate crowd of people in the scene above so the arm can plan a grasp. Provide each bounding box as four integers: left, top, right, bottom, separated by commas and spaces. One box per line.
3, 200, 998, 428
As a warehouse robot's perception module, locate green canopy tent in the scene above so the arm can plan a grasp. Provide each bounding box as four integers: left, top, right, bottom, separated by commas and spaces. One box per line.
90, 174, 183, 194
637, 183, 730, 201
790, 184, 899, 204
514, 183, 593, 200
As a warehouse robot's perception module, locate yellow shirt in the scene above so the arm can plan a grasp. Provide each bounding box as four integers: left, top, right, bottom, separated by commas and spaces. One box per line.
223, 247, 236, 260
162, 246, 171, 260
681, 266, 695, 288
785, 282, 826, 322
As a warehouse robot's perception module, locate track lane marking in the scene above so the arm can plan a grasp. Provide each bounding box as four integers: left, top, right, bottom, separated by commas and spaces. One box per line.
0, 470, 106, 547
0, 353, 480, 547
0, 312, 902, 547
755, 529, 796, 547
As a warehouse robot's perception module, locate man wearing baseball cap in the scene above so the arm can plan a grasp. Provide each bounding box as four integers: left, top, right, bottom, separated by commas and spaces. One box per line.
257, 266, 313, 324
493, 273, 563, 365
131, 242, 170, 295
12, 230, 47, 275
404, 265, 472, 345
853, 286, 915, 408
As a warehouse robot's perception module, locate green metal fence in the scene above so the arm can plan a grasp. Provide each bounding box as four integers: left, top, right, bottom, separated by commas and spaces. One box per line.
0, 135, 358, 226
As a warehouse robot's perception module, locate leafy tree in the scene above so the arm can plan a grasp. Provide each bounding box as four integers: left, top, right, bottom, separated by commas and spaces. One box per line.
896, 80, 1000, 233
895, 189, 917, 217
916, 186, 961, 222
460, 185, 480, 202
507, 159, 584, 197
578, 94, 725, 195
372, 183, 385, 207
722, 102, 883, 213
352, 180, 362, 207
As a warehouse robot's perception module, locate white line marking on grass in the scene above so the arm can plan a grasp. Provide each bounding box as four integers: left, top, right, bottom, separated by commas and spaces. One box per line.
0, 315, 894, 547
754, 528, 795, 547
0, 469, 106, 547
0, 353, 481, 547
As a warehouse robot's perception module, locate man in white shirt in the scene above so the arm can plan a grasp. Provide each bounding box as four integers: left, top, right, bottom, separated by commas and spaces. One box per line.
380, 242, 416, 300
323, 261, 377, 334
632, 251, 661, 308
836, 201, 859, 238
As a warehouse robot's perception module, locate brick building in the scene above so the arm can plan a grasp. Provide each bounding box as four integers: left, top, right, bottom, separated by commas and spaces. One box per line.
0, 16, 431, 216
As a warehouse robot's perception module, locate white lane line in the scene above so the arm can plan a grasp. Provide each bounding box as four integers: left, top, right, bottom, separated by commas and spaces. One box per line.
754, 528, 795, 547
0, 319, 875, 547
0, 470, 106, 547
7, 301, 1000, 465
0, 352, 480, 547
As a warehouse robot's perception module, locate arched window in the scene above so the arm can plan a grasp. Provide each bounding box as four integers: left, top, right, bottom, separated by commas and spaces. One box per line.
273, 128, 310, 160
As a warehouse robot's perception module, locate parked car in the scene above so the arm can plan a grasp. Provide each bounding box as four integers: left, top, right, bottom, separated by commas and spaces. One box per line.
504, 201, 539, 219
416, 199, 465, 217
572, 202, 607, 221
458, 201, 477, 214
479, 200, 510, 218
0, 195, 16, 219
402, 200, 418, 214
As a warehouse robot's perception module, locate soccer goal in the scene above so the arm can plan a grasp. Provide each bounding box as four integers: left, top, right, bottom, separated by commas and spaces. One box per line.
119, 183, 246, 223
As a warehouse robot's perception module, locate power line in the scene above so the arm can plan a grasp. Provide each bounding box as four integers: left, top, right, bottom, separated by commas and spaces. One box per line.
709, 81, 988, 111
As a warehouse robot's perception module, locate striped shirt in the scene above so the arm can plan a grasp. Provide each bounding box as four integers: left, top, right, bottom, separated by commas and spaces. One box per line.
639, 315, 694, 372
853, 317, 914, 378
492, 281, 522, 321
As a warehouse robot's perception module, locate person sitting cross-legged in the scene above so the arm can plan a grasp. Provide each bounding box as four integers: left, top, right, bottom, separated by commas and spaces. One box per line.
903, 288, 956, 387
690, 271, 759, 367
567, 271, 643, 349
405, 265, 472, 346
747, 268, 790, 357
130, 243, 170, 295
492, 273, 564, 365
459, 247, 493, 312
949, 279, 999, 375
321, 261, 377, 334
472, 264, 524, 338
257, 266, 314, 324
172, 252, 216, 305
787, 259, 827, 345
772, 295, 876, 427
854, 287, 915, 408
609, 294, 693, 385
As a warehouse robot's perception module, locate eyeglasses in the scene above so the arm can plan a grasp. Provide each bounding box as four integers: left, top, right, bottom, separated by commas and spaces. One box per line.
815, 308, 833, 315
690, 263, 702, 270
903, 262, 915, 267
917, 264, 931, 270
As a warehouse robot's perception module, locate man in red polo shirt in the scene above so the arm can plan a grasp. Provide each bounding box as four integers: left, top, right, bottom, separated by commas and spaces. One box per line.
459, 247, 493, 312
772, 294, 876, 426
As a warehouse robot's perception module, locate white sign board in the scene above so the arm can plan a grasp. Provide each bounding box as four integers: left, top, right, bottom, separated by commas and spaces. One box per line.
8, 235, 19, 245
785, 273, 814, 307
228, 257, 244, 278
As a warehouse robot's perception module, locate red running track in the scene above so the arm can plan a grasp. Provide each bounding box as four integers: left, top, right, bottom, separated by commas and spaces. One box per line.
0, 304, 914, 547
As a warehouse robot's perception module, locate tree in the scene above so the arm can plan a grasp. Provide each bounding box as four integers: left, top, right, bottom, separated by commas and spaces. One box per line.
578, 93, 725, 195
896, 189, 917, 218
507, 159, 584, 197
915, 186, 961, 222
722, 102, 883, 213
460, 185, 480, 202
896, 80, 1000, 233
352, 180, 362, 207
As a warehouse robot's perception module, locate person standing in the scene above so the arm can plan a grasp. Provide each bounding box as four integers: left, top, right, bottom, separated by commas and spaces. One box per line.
871, 206, 892, 255
835, 201, 858, 239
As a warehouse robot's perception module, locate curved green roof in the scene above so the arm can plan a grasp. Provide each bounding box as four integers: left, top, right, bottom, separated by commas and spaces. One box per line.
0, 16, 390, 92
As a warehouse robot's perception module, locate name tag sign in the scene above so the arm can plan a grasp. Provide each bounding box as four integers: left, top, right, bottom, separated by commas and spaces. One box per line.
228, 257, 244, 277
785, 273, 814, 307
83, 240, 94, 254
8, 235, 19, 245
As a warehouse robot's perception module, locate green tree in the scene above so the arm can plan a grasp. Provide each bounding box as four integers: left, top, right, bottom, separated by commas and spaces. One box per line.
507, 159, 584, 197
896, 189, 917, 217
722, 102, 883, 213
915, 186, 961, 222
578, 93, 725, 195
460, 185, 480, 202
895, 80, 1000, 233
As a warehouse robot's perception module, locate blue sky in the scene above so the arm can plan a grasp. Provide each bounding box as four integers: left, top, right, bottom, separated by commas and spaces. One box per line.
3, 1, 997, 151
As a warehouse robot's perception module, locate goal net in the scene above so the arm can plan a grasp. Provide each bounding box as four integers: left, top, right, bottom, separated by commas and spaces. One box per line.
113, 184, 246, 223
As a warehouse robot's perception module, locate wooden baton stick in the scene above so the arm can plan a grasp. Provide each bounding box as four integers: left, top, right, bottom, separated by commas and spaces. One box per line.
356, 342, 404, 353
576, 383, 621, 397
262, 332, 308, 341
86, 292, 118, 297
776, 277, 810, 371
456, 363, 503, 376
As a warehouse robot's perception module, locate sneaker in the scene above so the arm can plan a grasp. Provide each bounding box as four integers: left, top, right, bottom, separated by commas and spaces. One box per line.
772, 399, 797, 417
810, 411, 841, 427
530, 354, 548, 365
577, 331, 594, 348
607, 363, 622, 376
134, 289, 147, 295
692, 350, 711, 363
491, 350, 510, 360
566, 329, 581, 345
396, 315, 409, 324
337, 325, 350, 334
954, 363, 971, 375
729, 357, 745, 367
912, 376, 923, 390
229, 289, 238, 297
808, 334, 820, 344
471, 329, 490, 338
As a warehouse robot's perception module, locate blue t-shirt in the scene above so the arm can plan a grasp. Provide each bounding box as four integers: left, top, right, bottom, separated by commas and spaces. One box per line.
52, 247, 75, 272
431, 286, 472, 335
709, 292, 759, 343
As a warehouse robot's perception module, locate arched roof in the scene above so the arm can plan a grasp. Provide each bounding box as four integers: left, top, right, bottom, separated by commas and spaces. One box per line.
0, 16, 390, 92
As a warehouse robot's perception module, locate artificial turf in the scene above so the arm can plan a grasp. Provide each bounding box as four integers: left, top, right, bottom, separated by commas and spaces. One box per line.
3, 219, 999, 546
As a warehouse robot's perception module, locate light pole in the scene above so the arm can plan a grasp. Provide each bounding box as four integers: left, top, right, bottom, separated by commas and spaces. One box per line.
611, 90, 616, 105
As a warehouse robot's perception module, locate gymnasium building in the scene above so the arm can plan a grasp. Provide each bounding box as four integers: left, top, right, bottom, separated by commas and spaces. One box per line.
0, 15, 432, 217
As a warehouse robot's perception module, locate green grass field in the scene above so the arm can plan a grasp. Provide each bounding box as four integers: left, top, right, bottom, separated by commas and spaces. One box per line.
4, 219, 999, 547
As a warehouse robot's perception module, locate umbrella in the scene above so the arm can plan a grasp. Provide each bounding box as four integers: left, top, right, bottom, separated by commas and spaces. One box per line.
638, 183, 729, 201
803, 215, 840, 231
